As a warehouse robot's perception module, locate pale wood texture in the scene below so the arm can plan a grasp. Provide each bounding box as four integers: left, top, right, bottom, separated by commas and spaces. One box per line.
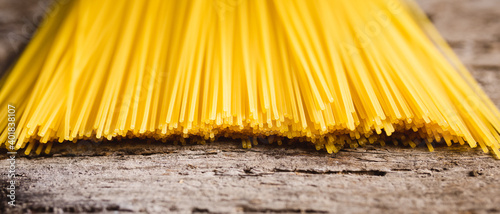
0, 0, 499, 213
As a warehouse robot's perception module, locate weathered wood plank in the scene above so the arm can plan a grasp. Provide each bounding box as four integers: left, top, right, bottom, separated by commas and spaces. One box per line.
2, 141, 500, 213
0, 0, 499, 213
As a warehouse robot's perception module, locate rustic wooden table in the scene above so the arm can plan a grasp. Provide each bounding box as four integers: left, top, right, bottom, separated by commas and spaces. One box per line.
1, 0, 499, 213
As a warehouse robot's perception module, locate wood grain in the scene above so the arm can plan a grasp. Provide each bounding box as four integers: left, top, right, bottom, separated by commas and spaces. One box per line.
0, 0, 499, 213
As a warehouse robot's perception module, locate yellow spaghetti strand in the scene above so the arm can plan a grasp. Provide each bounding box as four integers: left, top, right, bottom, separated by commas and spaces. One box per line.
0, 0, 499, 158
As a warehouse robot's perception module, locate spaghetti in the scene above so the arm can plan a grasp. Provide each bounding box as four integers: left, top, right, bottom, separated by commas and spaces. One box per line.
1, 0, 499, 158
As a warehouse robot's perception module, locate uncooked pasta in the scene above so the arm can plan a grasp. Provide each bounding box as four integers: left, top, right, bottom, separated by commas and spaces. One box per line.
1, 0, 499, 158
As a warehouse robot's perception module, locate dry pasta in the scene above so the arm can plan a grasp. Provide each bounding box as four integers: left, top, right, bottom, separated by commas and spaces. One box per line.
1, 0, 499, 158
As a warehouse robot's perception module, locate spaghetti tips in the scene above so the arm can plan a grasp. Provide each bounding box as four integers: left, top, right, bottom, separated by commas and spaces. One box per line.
1, 0, 500, 158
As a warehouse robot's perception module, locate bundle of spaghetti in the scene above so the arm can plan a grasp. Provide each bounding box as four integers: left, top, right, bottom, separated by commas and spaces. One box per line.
1, 0, 499, 157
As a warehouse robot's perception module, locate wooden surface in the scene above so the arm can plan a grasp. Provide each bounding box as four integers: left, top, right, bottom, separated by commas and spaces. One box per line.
1, 0, 500, 213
